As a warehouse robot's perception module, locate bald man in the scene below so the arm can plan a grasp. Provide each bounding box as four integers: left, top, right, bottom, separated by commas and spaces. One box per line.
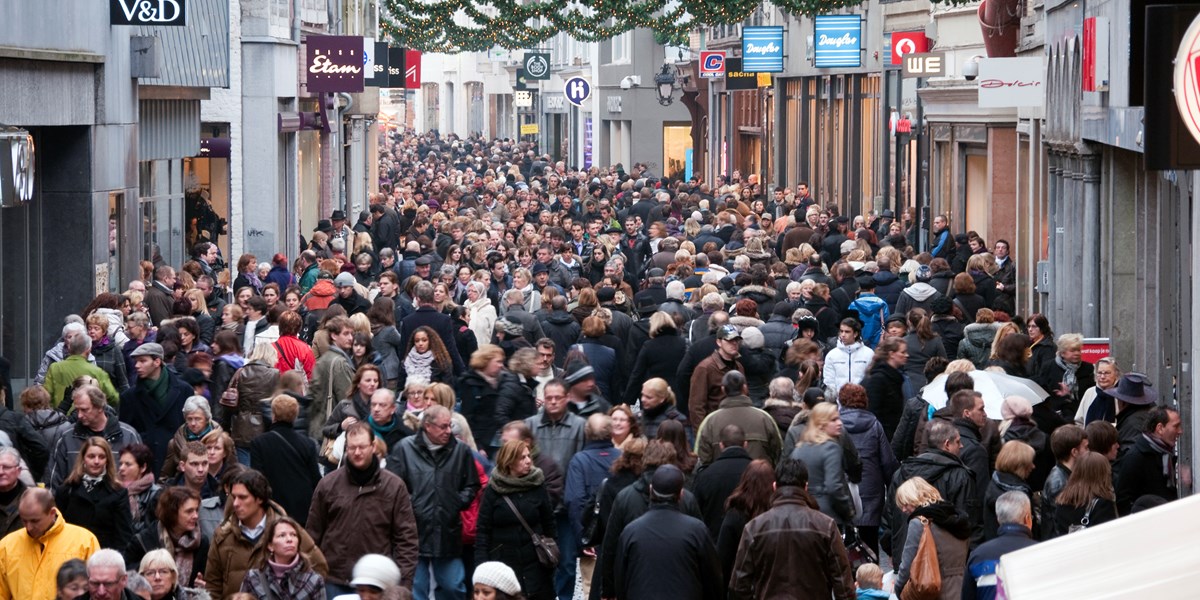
0, 488, 99, 600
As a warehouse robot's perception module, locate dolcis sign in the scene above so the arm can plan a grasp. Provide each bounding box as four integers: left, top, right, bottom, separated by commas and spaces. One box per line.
111, 0, 186, 26
977, 57, 1045, 108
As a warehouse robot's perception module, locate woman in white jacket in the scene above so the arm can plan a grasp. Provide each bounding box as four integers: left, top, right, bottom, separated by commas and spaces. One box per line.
464, 280, 497, 347
823, 318, 874, 400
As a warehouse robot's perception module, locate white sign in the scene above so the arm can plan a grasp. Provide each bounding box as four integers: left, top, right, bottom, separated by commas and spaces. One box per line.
544, 94, 567, 114
514, 90, 533, 108
1174, 14, 1200, 146
977, 57, 1046, 108
363, 38, 375, 75
606, 95, 622, 113
564, 77, 591, 106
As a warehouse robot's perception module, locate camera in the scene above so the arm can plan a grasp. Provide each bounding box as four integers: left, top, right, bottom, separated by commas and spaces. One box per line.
962, 56, 982, 81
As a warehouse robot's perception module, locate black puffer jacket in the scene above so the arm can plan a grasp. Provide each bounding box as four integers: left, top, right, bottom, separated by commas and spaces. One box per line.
0, 405, 49, 481
385, 432, 482, 558
541, 310, 581, 368
739, 347, 777, 404
624, 331, 687, 404
458, 370, 510, 451
475, 483, 556, 600
496, 373, 538, 427
862, 363, 906, 440
887, 450, 981, 555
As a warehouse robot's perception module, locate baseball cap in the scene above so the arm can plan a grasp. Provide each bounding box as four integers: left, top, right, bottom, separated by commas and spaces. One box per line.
716, 324, 742, 341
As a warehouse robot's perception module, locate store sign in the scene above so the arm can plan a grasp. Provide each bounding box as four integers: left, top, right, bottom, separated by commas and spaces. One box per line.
814, 15, 862, 68
514, 90, 533, 108
0, 128, 35, 207
742, 26, 785, 72
524, 52, 551, 80
1174, 13, 1200, 145
1082, 17, 1110, 92
725, 57, 757, 91
388, 47, 405, 88
564, 77, 591, 106
977, 57, 1045, 108
901, 52, 946, 77
520, 123, 540, 135
111, 0, 186, 26
1081, 338, 1111, 364
306, 35, 364, 93
891, 31, 928, 65
365, 41, 389, 87
699, 51, 726, 79
405, 49, 422, 88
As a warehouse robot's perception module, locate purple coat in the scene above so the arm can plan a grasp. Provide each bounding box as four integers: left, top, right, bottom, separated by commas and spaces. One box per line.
841, 407, 899, 526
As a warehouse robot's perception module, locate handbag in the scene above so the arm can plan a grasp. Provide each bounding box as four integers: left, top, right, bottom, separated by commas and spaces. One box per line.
848, 481, 864, 519
900, 516, 941, 600
1067, 498, 1100, 534
318, 360, 339, 463
219, 370, 241, 408
843, 526, 878, 572
579, 478, 608, 548
503, 495, 559, 569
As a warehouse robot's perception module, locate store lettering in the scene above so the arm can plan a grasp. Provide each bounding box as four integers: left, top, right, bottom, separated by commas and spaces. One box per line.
819, 33, 858, 48
114, 0, 183, 24
978, 78, 1042, 89
309, 52, 361, 75
745, 42, 780, 55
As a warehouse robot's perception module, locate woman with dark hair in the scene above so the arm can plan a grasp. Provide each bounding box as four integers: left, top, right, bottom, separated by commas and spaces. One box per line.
1050, 452, 1118, 538
261, 282, 281, 313
475, 439, 557, 600
839, 383, 898, 556
232, 254, 263, 295
901, 308, 946, 392
988, 333, 1032, 377
715, 460, 776, 586
238, 516, 325, 599
118, 444, 163, 535
56, 558, 88, 600
350, 331, 375, 371
1024, 313, 1058, 386
125, 486, 208, 588
860, 336, 908, 440
367, 297, 405, 390
208, 330, 245, 403
399, 325, 455, 389
572, 316, 617, 399
56, 437, 134, 552
950, 273, 986, 324
322, 364, 382, 442
452, 304, 481, 369
473, 561, 527, 600
655, 419, 697, 476
584, 244, 611, 285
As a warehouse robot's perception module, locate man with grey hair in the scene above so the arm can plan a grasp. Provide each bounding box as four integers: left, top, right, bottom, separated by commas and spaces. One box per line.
400, 281, 465, 374
85, 548, 131, 600
35, 320, 98, 385
0, 448, 28, 536
499, 288, 545, 345
49, 386, 142, 489
563, 413, 619, 593
44, 329, 120, 408
963, 491, 1037, 599
693, 371, 780, 466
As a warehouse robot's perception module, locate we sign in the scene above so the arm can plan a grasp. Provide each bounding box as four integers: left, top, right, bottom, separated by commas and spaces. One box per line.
111, 0, 186, 26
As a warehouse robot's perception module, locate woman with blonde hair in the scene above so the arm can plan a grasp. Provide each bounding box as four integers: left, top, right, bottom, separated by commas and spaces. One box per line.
56, 436, 134, 551
637, 377, 686, 439
983, 441, 1037, 540
893, 476, 971, 600
790, 402, 855, 525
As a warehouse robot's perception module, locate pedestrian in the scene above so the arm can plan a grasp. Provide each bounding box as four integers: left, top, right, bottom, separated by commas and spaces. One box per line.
790, 403, 855, 525
887, 420, 981, 557
1115, 405, 1181, 514
249, 394, 321, 526
688, 324, 746, 430
49, 385, 142, 490
161, 396, 223, 481
982, 441, 1037, 540
963, 491, 1037, 600
309, 316, 358, 441
635, 378, 687, 440
892, 477, 971, 600
124, 486, 208, 588
692, 424, 753, 539
838, 383, 898, 556
0, 488, 100, 599
823, 319, 873, 401
714, 459, 775, 588
136, 549, 209, 600
1050, 452, 1118, 538
475, 439, 557, 600
694, 371, 782, 466
239, 517, 326, 599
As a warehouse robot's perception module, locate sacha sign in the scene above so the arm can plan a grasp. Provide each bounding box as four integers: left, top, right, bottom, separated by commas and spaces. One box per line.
306, 35, 364, 93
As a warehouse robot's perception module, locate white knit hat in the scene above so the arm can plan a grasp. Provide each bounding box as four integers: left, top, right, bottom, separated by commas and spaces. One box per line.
349, 554, 401, 590
473, 561, 521, 595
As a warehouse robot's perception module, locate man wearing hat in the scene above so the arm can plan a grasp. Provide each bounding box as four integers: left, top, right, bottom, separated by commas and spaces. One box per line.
563, 359, 611, 419
333, 272, 371, 317
688, 325, 746, 431
1116, 404, 1181, 514
615, 464, 722, 600
820, 216, 850, 267
328, 210, 352, 242
530, 261, 562, 296
120, 342, 193, 474
1106, 373, 1159, 453
413, 253, 436, 281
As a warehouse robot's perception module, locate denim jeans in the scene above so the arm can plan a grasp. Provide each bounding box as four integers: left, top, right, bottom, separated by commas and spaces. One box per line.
412, 556, 466, 600
325, 582, 355, 598
236, 446, 251, 467
555, 512, 579, 600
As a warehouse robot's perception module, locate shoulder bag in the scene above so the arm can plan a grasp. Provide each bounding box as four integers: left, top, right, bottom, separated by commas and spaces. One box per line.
319, 360, 340, 463
900, 516, 941, 600
579, 478, 608, 548
502, 495, 559, 569
843, 526, 878, 572
1067, 498, 1100, 534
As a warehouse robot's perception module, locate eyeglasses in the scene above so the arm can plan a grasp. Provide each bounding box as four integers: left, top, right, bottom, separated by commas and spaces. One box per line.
141, 569, 173, 578
0, 463, 19, 471
89, 579, 124, 589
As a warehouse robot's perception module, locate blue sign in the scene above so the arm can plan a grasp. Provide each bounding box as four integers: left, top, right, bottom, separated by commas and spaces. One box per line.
742, 26, 785, 73
814, 15, 862, 68
564, 76, 591, 106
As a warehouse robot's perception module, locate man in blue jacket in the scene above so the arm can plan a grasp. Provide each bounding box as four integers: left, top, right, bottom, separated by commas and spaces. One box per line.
963, 491, 1037, 600
563, 414, 621, 600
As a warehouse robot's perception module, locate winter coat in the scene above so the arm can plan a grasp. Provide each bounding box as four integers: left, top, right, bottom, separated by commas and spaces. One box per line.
762, 399, 803, 437
640, 401, 689, 440
841, 407, 899, 527
791, 440, 855, 524
542, 310, 581, 368
91, 337, 129, 393
963, 524, 1037, 600
0, 405, 49, 482
887, 450, 981, 555
226, 361, 280, 447
55, 479, 134, 552
564, 441, 621, 537
728, 486, 855, 600
737, 285, 779, 321
740, 347, 777, 403
162, 422, 225, 480
895, 282, 943, 317
616, 504, 723, 600
308, 347, 355, 440
694, 395, 782, 466
895, 514, 970, 600
823, 341, 873, 400
475, 483, 557, 600
891, 395, 930, 462
846, 294, 889, 347
902, 333, 946, 392
1037, 357, 1095, 419
983, 471, 1035, 540
688, 352, 744, 430
321, 392, 371, 441
307, 464, 420, 587
0, 507, 99, 599
958, 323, 1000, 368
385, 432, 482, 558
758, 315, 797, 359
952, 293, 988, 324
371, 324, 405, 382
205, 502, 328, 600
1115, 433, 1179, 515
692, 446, 753, 540
1039, 464, 1070, 540
872, 271, 906, 312
624, 330, 688, 404
48, 417, 143, 490
931, 315, 966, 358
1050, 496, 1118, 538
928, 271, 954, 297
524, 410, 587, 476
573, 338, 618, 400
250, 423, 321, 527
124, 524, 209, 588
27, 408, 68, 459
239, 565, 324, 600
495, 373, 538, 430
862, 363, 907, 440
1002, 418, 1053, 491
457, 370, 508, 450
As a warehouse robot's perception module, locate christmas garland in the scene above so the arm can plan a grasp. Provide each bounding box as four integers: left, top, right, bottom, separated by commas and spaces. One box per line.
380, 0, 869, 53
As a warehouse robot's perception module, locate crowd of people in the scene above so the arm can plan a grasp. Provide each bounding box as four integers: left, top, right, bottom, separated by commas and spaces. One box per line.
0, 129, 1184, 600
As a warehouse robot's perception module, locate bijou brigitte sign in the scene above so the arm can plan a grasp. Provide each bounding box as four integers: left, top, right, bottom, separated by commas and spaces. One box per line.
306, 36, 364, 93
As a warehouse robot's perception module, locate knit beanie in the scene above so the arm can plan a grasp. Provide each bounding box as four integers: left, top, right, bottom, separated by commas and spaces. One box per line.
473, 562, 521, 595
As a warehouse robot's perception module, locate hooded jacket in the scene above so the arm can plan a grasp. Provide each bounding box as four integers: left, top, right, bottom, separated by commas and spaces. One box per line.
887, 450, 981, 555
541, 310, 581, 367
894, 282, 943, 316
958, 322, 1001, 368
823, 340, 873, 400
841, 407, 899, 527
871, 271, 906, 312
847, 293, 889, 347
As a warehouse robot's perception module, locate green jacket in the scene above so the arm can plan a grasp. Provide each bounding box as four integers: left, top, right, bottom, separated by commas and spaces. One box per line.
44, 355, 120, 408
694, 395, 782, 466
299, 264, 320, 294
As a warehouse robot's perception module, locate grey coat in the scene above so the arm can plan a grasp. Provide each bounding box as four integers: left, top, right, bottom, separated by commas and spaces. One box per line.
790, 441, 855, 524
524, 410, 586, 475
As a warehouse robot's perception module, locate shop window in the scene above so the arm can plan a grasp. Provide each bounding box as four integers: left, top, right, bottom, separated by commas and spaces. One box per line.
663, 123, 693, 181
107, 192, 123, 294
139, 160, 185, 269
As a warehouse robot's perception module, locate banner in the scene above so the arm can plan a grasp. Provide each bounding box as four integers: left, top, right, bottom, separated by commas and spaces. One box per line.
365, 41, 389, 87
306, 35, 364, 93
742, 26, 785, 72
405, 49, 422, 88
388, 47, 406, 88
725, 58, 757, 91
814, 15, 862, 68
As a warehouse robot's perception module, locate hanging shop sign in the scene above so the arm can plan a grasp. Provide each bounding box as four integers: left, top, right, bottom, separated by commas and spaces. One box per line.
901, 52, 946, 78
405, 49, 422, 88
306, 35, 364, 93
724, 58, 758, 91
564, 77, 591, 106
524, 52, 551, 80
520, 123, 540, 135
515, 90, 533, 108
365, 41, 389, 87
890, 31, 928, 66
742, 26, 785, 73
699, 51, 726, 79
0, 127, 35, 207
977, 57, 1045, 108
814, 15, 862, 68
111, 0, 186, 26
1173, 12, 1200, 145
388, 47, 406, 88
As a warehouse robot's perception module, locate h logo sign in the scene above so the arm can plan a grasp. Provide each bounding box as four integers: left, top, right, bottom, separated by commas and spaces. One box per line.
564, 77, 591, 106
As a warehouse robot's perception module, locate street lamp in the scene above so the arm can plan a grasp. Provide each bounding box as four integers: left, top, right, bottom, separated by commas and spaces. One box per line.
654, 63, 676, 106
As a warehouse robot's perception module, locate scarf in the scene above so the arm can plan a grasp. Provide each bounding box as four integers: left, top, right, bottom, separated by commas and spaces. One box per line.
1142, 433, 1177, 480
185, 423, 214, 442
368, 414, 399, 439
173, 529, 202, 584
82, 474, 104, 493
346, 455, 380, 487
403, 349, 436, 382
246, 271, 264, 293
141, 370, 173, 408
1055, 354, 1080, 396
488, 466, 545, 494
910, 501, 972, 540
267, 553, 300, 580
126, 474, 156, 520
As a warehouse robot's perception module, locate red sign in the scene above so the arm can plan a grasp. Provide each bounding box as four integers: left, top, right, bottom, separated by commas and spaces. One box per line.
891, 31, 928, 65
1174, 13, 1200, 146
1080, 338, 1111, 364
699, 51, 726, 79
404, 49, 422, 89
1083, 17, 1097, 91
